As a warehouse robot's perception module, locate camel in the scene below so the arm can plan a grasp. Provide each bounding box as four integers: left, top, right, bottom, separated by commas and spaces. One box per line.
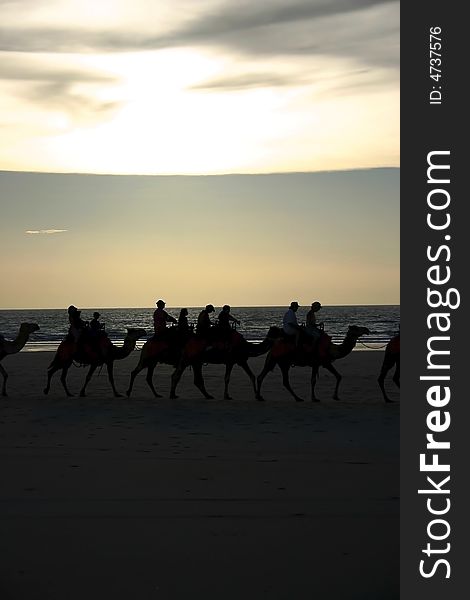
126, 328, 187, 398
169, 327, 280, 400
0, 322, 40, 396
378, 333, 400, 402
44, 328, 146, 397
256, 325, 371, 402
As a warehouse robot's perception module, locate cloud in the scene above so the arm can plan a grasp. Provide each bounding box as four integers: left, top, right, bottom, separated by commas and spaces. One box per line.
162, 0, 397, 48
25, 229, 68, 234
0, 0, 399, 70
190, 71, 308, 91
0, 56, 122, 125
0, 60, 116, 83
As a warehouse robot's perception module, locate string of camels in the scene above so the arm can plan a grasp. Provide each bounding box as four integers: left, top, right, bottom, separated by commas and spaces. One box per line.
0, 317, 400, 403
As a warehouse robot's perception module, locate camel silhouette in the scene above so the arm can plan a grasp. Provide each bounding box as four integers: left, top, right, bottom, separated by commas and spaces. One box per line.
44, 328, 146, 397
126, 328, 186, 398
0, 322, 40, 396
256, 325, 370, 402
378, 333, 400, 402
169, 327, 280, 400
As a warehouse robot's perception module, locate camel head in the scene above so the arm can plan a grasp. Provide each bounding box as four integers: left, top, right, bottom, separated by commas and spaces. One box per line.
345, 325, 370, 341
20, 322, 40, 335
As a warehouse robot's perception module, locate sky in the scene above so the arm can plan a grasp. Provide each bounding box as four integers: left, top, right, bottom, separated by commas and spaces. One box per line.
0, 0, 399, 308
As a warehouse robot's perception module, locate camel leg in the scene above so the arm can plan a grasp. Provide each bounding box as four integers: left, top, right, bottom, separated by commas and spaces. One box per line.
145, 364, 163, 399
44, 362, 61, 395
170, 364, 186, 399
393, 359, 400, 388
310, 365, 320, 402
322, 363, 342, 401
193, 363, 214, 400
224, 363, 235, 400
378, 365, 392, 402
0, 363, 8, 396
238, 360, 257, 398
106, 362, 122, 398
126, 363, 144, 397
60, 366, 74, 397
280, 364, 304, 402
256, 356, 276, 401
378, 354, 396, 403
80, 365, 98, 397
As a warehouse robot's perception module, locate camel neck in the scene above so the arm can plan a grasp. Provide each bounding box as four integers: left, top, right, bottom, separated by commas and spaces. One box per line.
114, 337, 137, 359
3, 329, 31, 355
333, 335, 358, 359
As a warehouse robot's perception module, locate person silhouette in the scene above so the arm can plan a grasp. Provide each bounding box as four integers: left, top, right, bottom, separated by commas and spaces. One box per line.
178, 308, 190, 334
197, 304, 215, 337
218, 305, 240, 331
90, 311, 105, 334
283, 301, 302, 346
153, 300, 177, 336
67, 305, 87, 342
305, 301, 322, 341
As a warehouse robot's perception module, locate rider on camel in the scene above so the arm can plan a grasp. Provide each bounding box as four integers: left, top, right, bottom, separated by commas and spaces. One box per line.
305, 301, 323, 343
90, 311, 105, 335
177, 308, 190, 334
196, 304, 215, 338
282, 301, 302, 346
67, 305, 87, 342
217, 305, 240, 343
153, 300, 177, 337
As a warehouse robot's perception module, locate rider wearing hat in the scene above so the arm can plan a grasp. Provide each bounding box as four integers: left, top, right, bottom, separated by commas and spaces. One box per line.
283, 301, 302, 346
153, 300, 177, 336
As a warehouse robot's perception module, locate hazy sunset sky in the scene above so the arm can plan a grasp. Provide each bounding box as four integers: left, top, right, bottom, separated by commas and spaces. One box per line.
0, 0, 399, 308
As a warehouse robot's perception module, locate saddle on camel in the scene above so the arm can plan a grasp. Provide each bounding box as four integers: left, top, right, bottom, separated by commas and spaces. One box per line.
63, 306, 111, 365
272, 327, 331, 365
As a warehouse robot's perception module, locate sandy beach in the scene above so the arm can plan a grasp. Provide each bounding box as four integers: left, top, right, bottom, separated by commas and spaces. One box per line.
0, 350, 399, 599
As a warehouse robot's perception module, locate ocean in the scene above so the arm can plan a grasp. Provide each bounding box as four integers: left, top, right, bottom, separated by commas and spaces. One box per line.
0, 305, 399, 351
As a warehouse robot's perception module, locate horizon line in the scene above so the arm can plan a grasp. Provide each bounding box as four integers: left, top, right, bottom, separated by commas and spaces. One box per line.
0, 166, 400, 178
0, 303, 400, 311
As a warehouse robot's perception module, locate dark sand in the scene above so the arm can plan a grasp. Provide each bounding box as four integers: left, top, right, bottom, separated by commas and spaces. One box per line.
0, 351, 399, 599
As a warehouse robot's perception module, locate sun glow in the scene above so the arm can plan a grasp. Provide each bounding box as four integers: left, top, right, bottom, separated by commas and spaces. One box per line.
0, 43, 398, 175
36, 49, 313, 174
